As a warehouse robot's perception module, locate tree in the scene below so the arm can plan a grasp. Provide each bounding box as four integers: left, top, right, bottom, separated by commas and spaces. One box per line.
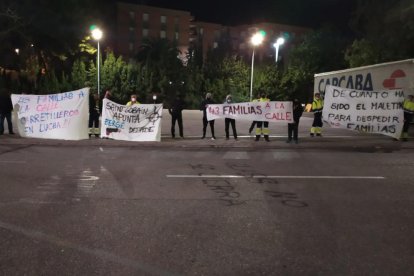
346, 0, 414, 66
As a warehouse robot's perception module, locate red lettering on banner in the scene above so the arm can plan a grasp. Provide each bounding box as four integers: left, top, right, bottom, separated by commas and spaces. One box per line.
36, 102, 59, 112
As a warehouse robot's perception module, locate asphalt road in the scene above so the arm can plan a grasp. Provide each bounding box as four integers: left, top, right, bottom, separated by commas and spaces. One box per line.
0, 111, 414, 275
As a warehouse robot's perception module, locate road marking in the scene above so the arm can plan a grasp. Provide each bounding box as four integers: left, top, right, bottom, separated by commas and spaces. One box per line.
99, 147, 104, 152
166, 175, 385, 179
0, 160, 26, 163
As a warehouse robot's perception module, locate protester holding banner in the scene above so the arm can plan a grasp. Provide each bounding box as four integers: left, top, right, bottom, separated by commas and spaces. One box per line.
88, 93, 100, 138
255, 92, 270, 142
126, 94, 140, 106
224, 95, 238, 140
287, 98, 304, 144
310, 92, 324, 137
248, 94, 259, 134
402, 94, 414, 141
169, 95, 185, 138
0, 89, 14, 135
200, 93, 216, 140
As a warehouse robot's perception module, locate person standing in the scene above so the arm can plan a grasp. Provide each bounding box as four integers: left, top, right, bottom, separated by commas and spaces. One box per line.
200, 93, 216, 140
0, 89, 14, 135
126, 94, 140, 106
255, 92, 270, 142
88, 93, 100, 138
224, 95, 237, 140
169, 95, 185, 138
248, 94, 259, 134
310, 92, 324, 137
402, 94, 414, 141
287, 98, 304, 144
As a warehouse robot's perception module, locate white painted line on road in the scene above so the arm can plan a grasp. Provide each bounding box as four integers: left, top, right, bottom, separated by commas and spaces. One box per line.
99, 147, 104, 152
166, 175, 385, 180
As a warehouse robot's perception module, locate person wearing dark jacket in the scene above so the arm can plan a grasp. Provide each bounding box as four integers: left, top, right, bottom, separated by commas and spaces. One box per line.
286, 98, 304, 144
200, 93, 216, 140
0, 89, 14, 135
169, 95, 185, 138
224, 95, 237, 140
89, 93, 100, 138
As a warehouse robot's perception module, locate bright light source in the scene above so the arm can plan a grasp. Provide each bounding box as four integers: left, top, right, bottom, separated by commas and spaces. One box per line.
91, 27, 103, 40
15, 48, 19, 55
273, 37, 285, 48
153, 95, 157, 100
251, 32, 264, 46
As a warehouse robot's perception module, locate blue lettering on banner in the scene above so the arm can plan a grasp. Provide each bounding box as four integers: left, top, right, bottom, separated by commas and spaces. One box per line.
318, 73, 373, 94
104, 119, 125, 129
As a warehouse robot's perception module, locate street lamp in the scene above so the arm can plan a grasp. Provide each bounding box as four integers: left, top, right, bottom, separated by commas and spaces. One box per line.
249, 31, 265, 101
273, 37, 285, 65
91, 26, 103, 96
153, 94, 157, 104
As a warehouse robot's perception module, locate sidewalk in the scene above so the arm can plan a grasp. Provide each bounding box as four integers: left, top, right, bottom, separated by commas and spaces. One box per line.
1, 110, 413, 150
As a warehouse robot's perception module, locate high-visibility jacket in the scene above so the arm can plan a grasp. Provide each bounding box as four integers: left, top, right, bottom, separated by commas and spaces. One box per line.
403, 99, 414, 121
258, 97, 270, 102
126, 101, 140, 106
312, 98, 324, 114
403, 99, 414, 114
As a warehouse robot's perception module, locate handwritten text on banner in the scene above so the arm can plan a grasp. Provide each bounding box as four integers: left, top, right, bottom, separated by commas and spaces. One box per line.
206, 101, 293, 123
101, 99, 162, 141
322, 85, 404, 139
11, 88, 89, 140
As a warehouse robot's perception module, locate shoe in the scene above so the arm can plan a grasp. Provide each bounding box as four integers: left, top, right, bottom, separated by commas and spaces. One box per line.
95, 134, 99, 138
255, 137, 260, 141
316, 133, 322, 137
211, 137, 216, 140
286, 139, 292, 143
201, 136, 205, 139
9, 132, 15, 135
89, 134, 92, 138
234, 137, 238, 140
294, 140, 299, 144
226, 137, 229, 140
265, 138, 270, 142
310, 133, 314, 137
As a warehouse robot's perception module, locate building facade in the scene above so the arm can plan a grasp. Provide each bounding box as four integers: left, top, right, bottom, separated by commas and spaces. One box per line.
116, 2, 193, 60
116, 2, 311, 63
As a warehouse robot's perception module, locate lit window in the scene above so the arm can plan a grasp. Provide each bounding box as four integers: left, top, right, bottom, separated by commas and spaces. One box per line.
143, 13, 149, 21
160, 30, 166, 38
175, 32, 179, 40
213, 42, 218, 48
161, 15, 167, 24
199, 28, 204, 35
142, 29, 149, 37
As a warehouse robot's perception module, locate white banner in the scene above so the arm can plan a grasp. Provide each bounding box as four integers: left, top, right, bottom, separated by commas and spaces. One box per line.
101, 99, 162, 141
206, 101, 293, 123
11, 88, 89, 140
323, 85, 404, 139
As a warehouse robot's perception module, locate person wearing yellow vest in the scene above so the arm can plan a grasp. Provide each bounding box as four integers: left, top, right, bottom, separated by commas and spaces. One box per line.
402, 94, 414, 141
310, 92, 324, 137
255, 92, 270, 142
126, 94, 140, 106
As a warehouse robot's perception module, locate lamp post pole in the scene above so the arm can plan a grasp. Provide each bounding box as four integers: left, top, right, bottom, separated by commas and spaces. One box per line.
273, 37, 285, 67
249, 32, 265, 101
91, 26, 103, 97
249, 47, 255, 102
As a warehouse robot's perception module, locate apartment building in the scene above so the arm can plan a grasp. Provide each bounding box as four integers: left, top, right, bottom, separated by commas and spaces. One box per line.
116, 2, 193, 59
115, 2, 311, 62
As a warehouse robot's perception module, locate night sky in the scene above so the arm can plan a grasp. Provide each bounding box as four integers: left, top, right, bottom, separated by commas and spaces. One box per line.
126, 0, 358, 31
